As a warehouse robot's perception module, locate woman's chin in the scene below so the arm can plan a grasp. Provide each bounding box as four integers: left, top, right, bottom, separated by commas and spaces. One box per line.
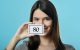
39, 32, 47, 37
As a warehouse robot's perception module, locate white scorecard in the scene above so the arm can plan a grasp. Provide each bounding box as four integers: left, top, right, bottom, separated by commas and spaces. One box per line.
28, 24, 44, 35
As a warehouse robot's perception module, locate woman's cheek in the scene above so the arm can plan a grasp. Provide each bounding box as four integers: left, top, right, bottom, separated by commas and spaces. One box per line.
44, 21, 52, 26
33, 21, 38, 24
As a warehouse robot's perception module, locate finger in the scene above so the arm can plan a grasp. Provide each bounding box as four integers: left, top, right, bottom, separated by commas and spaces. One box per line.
27, 34, 35, 37
25, 22, 33, 24
16, 23, 28, 34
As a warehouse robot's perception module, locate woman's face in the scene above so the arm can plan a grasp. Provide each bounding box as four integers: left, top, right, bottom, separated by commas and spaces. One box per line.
32, 9, 52, 35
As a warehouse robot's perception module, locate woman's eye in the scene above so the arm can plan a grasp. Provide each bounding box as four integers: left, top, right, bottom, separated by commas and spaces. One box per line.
34, 17, 39, 21
45, 17, 51, 20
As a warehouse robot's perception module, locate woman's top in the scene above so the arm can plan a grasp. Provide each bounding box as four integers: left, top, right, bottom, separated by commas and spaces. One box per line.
15, 41, 75, 50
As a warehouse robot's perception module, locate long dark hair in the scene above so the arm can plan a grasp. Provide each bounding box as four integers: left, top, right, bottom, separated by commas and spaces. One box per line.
28, 0, 65, 50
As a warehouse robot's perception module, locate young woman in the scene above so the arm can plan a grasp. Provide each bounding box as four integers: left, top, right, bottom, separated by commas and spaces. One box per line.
6, 0, 75, 50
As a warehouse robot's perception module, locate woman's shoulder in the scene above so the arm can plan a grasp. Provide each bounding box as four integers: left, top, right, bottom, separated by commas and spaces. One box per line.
64, 44, 75, 50
15, 42, 76, 50
15, 41, 28, 50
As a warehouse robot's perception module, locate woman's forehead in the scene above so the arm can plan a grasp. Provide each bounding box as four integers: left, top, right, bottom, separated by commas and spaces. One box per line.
33, 9, 48, 18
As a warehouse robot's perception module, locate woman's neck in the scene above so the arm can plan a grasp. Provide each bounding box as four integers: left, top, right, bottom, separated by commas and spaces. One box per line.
40, 36, 55, 47
38, 36, 56, 50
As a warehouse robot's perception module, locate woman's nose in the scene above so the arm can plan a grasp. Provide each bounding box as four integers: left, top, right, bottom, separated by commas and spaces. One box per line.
38, 20, 44, 24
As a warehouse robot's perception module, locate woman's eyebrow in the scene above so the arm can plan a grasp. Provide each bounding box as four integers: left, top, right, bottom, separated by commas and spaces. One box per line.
33, 16, 50, 19
44, 16, 50, 18
33, 17, 39, 19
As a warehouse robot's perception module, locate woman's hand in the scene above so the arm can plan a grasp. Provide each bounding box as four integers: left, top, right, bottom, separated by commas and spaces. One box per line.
5, 22, 34, 50
15, 22, 34, 40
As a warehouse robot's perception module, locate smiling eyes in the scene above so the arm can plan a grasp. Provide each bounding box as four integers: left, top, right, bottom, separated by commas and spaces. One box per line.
33, 17, 51, 21
45, 17, 51, 20
34, 17, 39, 21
